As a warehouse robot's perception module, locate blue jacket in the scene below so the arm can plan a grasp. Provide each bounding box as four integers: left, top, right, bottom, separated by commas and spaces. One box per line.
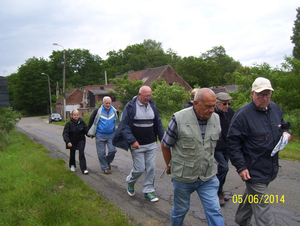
113, 96, 164, 151
227, 101, 289, 183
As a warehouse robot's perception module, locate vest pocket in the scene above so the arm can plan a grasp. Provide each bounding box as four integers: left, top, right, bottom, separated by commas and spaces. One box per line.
210, 133, 219, 149
171, 158, 194, 179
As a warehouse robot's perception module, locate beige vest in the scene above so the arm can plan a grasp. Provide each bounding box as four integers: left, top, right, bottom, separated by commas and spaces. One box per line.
170, 107, 221, 183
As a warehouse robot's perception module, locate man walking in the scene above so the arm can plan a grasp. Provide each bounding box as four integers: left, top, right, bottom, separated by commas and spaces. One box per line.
161, 88, 224, 226
214, 92, 234, 206
88, 96, 119, 174
113, 86, 164, 202
227, 77, 291, 226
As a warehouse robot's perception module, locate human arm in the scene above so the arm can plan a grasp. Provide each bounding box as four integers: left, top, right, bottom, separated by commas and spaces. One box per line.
62, 122, 71, 146
161, 143, 171, 174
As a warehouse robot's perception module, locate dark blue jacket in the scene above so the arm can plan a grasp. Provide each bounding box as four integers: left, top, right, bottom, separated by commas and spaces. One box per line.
215, 106, 234, 151
113, 96, 164, 151
227, 101, 289, 183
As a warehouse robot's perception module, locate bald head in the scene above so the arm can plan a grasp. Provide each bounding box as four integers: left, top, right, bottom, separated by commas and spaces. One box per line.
194, 88, 216, 102
138, 86, 152, 105
193, 88, 216, 120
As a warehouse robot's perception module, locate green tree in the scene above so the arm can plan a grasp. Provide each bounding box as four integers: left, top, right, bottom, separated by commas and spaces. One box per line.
13, 57, 50, 114
201, 46, 241, 84
175, 56, 223, 88
108, 73, 143, 110
291, 7, 300, 59
151, 79, 189, 116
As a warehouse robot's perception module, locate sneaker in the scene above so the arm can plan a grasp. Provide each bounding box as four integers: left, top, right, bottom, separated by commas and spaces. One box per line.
144, 193, 159, 202
127, 184, 135, 196
83, 170, 89, 174
70, 165, 75, 172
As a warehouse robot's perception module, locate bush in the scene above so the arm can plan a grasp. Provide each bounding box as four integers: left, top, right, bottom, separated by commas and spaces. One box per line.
283, 109, 300, 139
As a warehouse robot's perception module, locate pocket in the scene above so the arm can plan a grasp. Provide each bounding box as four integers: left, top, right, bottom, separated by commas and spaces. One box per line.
210, 133, 219, 149
181, 136, 196, 155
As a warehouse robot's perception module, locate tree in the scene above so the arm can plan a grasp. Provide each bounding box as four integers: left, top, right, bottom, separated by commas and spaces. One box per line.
151, 79, 189, 116
291, 7, 300, 59
108, 73, 143, 110
175, 56, 223, 88
13, 57, 50, 114
201, 46, 241, 84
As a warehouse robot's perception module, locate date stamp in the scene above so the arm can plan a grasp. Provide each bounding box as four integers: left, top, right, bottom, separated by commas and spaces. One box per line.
232, 194, 285, 204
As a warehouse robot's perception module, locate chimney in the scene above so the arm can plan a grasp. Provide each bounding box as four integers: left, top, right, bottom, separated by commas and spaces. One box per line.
100, 86, 104, 90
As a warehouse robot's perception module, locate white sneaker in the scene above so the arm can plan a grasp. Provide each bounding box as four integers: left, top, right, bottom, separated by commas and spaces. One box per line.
70, 165, 75, 172
83, 170, 89, 174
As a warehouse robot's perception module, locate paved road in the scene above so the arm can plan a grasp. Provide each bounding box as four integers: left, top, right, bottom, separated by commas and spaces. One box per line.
16, 117, 300, 226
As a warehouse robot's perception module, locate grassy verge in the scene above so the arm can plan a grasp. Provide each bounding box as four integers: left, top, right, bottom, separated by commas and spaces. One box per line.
279, 138, 300, 161
0, 130, 138, 226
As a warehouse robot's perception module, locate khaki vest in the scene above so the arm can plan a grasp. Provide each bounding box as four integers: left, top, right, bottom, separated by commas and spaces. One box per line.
170, 107, 221, 183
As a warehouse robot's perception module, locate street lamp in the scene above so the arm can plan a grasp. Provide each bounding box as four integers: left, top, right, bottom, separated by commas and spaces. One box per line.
53, 43, 66, 121
41, 73, 52, 114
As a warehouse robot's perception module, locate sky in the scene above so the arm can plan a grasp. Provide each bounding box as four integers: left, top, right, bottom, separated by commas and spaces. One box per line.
1, 0, 299, 77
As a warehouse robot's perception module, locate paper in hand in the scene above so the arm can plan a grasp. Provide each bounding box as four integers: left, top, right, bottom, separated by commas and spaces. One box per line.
271, 134, 289, 157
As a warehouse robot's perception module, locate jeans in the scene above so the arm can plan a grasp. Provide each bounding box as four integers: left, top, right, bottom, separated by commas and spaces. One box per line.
171, 176, 224, 226
214, 150, 229, 193
126, 142, 157, 194
95, 134, 117, 171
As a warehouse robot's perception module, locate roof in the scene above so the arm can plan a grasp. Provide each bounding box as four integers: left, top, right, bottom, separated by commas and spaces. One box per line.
89, 88, 115, 95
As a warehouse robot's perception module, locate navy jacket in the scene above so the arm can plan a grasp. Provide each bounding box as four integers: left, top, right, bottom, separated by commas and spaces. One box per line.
227, 101, 289, 183
215, 106, 234, 151
113, 96, 164, 151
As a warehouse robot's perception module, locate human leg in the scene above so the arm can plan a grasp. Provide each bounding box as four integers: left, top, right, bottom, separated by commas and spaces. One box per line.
235, 184, 253, 226
95, 135, 109, 171
142, 142, 157, 194
78, 148, 87, 173
69, 149, 76, 168
246, 182, 275, 226
171, 178, 196, 226
197, 176, 224, 226
214, 151, 229, 193
126, 147, 145, 185
106, 134, 117, 165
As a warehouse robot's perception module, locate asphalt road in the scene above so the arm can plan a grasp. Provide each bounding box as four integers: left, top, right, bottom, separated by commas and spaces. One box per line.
16, 117, 300, 226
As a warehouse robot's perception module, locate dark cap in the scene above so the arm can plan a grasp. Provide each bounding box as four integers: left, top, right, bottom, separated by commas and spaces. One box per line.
216, 92, 232, 101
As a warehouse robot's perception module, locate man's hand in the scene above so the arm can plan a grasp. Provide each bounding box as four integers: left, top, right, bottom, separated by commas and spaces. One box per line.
239, 169, 251, 181
67, 142, 72, 148
132, 141, 140, 149
165, 166, 171, 174
90, 136, 94, 139
283, 131, 291, 142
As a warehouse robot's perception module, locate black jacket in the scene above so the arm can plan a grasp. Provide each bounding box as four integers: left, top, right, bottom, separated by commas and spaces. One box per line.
184, 100, 193, 108
214, 106, 234, 151
62, 117, 88, 150
227, 101, 289, 183
113, 96, 164, 151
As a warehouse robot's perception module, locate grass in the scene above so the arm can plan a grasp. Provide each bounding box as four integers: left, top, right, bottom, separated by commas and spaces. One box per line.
279, 138, 300, 161
0, 130, 138, 226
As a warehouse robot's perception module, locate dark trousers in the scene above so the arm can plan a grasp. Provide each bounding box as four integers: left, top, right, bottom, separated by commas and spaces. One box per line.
214, 150, 229, 193
69, 149, 87, 173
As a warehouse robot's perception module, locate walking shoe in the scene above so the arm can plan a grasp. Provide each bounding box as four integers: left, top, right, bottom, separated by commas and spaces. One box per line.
127, 184, 135, 196
144, 193, 159, 202
104, 169, 111, 174
218, 192, 225, 206
70, 165, 75, 172
83, 170, 89, 174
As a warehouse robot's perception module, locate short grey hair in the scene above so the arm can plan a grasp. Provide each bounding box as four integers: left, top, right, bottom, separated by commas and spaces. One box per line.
103, 96, 111, 102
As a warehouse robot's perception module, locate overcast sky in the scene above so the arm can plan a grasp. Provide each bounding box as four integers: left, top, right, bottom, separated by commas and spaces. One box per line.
1, 0, 299, 77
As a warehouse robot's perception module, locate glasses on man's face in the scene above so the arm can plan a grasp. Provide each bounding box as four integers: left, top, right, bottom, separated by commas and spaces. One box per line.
140, 93, 152, 98
255, 92, 272, 98
222, 102, 231, 106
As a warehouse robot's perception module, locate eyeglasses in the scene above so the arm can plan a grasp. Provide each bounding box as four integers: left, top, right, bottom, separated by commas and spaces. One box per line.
222, 102, 231, 106
255, 92, 272, 98
140, 93, 152, 98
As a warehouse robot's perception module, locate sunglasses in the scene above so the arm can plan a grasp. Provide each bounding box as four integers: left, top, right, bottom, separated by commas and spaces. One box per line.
222, 102, 231, 106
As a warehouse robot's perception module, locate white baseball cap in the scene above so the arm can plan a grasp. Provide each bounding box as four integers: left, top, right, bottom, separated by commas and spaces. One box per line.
252, 77, 274, 93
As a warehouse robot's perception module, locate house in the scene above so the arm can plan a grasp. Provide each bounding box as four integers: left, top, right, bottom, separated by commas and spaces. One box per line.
115, 65, 192, 91
211, 85, 239, 94
55, 65, 192, 117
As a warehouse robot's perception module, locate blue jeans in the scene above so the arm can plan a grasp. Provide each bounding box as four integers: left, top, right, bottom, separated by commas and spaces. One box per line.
214, 150, 229, 193
171, 176, 224, 226
95, 134, 117, 171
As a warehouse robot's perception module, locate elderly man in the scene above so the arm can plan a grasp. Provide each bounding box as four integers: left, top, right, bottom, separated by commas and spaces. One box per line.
227, 77, 291, 226
88, 96, 119, 174
161, 88, 224, 226
214, 92, 235, 206
113, 86, 164, 202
